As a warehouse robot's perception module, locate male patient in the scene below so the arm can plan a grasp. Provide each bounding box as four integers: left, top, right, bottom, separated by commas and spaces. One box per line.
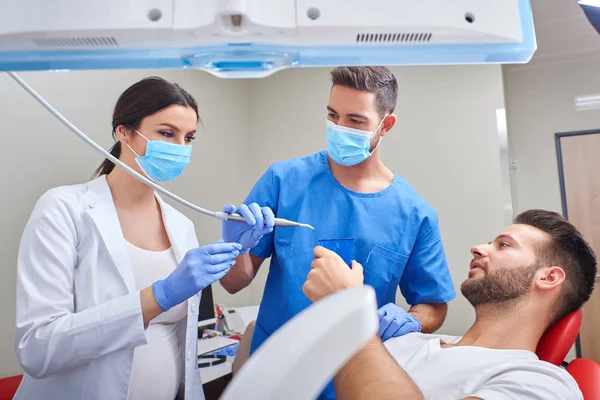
302, 209, 597, 400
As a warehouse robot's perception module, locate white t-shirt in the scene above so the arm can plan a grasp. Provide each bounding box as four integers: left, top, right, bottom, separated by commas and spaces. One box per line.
126, 241, 188, 400
384, 332, 583, 400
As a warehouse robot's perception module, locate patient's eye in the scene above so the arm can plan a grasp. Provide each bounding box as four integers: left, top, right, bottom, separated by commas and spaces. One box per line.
499, 242, 511, 249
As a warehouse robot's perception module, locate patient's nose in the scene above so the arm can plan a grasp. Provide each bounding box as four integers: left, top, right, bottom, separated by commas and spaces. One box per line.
470, 244, 488, 259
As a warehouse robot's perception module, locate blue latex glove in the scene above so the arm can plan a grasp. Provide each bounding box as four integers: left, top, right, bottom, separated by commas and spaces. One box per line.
221, 203, 275, 254
377, 303, 421, 342
152, 241, 242, 312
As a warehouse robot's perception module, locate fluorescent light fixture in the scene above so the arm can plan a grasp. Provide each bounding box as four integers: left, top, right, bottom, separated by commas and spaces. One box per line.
575, 94, 600, 111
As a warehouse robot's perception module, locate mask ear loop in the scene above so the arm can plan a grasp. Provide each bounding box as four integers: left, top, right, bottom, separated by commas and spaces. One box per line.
369, 115, 388, 154
125, 129, 149, 158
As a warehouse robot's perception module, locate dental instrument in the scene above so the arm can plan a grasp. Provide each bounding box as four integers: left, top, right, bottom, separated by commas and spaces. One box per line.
6, 72, 314, 230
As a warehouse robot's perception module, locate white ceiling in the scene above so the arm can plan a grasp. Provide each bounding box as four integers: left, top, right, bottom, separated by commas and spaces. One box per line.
504, 0, 600, 71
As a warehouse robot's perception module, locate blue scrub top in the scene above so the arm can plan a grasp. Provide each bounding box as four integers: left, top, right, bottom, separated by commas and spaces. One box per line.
245, 151, 455, 399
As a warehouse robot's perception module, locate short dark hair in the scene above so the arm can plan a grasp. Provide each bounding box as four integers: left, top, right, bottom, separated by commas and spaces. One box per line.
330, 66, 398, 117
94, 76, 199, 176
514, 209, 597, 325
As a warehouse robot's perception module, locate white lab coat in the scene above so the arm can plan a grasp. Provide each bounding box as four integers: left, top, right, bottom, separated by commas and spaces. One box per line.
14, 175, 206, 400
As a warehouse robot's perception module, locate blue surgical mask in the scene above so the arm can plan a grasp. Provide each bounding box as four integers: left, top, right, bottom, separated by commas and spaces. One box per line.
127, 130, 192, 182
326, 117, 386, 166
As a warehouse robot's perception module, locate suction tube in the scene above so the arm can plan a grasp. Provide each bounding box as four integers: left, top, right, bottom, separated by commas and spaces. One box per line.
7, 72, 313, 230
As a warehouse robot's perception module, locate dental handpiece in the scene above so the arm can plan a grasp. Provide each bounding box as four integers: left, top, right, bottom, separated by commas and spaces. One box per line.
215, 212, 315, 230
8, 72, 315, 230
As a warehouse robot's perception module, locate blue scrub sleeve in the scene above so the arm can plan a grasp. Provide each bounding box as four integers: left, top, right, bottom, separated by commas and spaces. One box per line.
399, 214, 456, 305
244, 165, 279, 260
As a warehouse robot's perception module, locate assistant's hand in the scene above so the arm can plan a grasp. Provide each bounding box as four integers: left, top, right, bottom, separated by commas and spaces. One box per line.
377, 303, 421, 342
302, 246, 364, 303
152, 241, 242, 312
221, 203, 274, 254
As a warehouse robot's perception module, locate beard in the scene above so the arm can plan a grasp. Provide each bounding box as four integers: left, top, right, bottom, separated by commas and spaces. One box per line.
461, 262, 541, 307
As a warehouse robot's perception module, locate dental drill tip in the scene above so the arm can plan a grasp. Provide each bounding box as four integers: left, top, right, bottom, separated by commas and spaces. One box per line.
271, 218, 315, 229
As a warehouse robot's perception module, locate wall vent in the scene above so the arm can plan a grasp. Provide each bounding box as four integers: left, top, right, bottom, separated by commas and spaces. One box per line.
356, 33, 432, 43
32, 37, 119, 48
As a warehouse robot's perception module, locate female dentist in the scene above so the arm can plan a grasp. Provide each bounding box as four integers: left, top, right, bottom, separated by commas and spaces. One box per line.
13, 76, 273, 400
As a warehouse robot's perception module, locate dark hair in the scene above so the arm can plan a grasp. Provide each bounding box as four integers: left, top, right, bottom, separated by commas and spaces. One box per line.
514, 209, 597, 326
94, 76, 199, 176
330, 66, 398, 117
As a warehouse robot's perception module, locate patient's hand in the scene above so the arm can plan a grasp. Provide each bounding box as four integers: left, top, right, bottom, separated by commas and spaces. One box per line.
302, 246, 364, 302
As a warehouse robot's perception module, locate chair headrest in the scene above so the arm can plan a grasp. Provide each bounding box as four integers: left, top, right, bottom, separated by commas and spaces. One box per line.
536, 309, 582, 365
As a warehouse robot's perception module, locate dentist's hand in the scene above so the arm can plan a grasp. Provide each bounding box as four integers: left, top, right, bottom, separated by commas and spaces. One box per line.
221, 203, 275, 254
152, 241, 242, 312
377, 303, 421, 342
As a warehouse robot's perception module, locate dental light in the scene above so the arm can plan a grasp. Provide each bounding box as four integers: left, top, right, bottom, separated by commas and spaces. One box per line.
220, 286, 379, 400
0, 0, 536, 78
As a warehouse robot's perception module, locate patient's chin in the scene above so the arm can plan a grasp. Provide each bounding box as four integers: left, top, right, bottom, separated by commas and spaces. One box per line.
460, 280, 482, 306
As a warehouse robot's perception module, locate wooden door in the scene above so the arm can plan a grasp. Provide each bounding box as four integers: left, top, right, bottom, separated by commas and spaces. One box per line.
557, 130, 600, 363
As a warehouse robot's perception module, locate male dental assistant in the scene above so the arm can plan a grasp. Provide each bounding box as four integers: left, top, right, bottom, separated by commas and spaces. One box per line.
220, 66, 456, 399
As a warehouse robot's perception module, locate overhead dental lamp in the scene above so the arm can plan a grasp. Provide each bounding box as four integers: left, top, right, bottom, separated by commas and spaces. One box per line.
0, 0, 536, 78
220, 286, 379, 400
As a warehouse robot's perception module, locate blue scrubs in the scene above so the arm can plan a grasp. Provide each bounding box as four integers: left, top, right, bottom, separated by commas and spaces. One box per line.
245, 151, 455, 400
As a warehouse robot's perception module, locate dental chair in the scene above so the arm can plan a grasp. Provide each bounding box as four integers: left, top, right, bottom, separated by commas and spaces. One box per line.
536, 309, 600, 399
565, 358, 600, 400
226, 304, 599, 399
536, 309, 583, 366
0, 374, 22, 400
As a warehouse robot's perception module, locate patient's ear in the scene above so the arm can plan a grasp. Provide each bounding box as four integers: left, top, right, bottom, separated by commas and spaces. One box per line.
534, 266, 566, 292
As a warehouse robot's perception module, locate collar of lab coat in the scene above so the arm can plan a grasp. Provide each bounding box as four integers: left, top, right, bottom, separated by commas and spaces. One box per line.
83, 175, 192, 293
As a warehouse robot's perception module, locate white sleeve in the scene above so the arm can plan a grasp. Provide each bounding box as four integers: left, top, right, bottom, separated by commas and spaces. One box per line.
15, 189, 148, 379
469, 362, 583, 400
